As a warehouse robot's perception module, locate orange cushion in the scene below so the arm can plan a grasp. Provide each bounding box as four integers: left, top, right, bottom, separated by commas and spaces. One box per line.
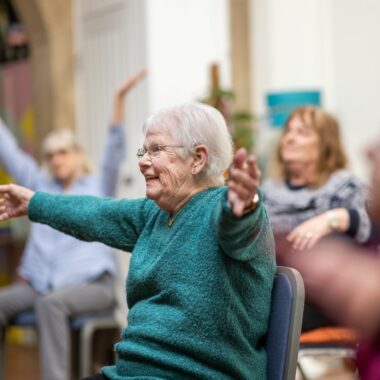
300, 327, 359, 345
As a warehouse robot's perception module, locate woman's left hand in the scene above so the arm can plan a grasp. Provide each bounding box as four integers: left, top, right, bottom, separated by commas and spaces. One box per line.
228, 148, 261, 218
287, 208, 349, 251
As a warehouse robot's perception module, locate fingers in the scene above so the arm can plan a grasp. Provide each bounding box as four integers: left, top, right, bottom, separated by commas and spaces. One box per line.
229, 151, 260, 200
228, 149, 260, 217
228, 190, 245, 217
0, 184, 12, 194
232, 147, 248, 170
0, 198, 10, 221
287, 229, 320, 251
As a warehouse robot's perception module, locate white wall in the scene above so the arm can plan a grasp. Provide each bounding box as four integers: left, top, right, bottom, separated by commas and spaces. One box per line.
74, 0, 231, 199
331, 0, 380, 178
251, 0, 380, 180
145, 0, 230, 112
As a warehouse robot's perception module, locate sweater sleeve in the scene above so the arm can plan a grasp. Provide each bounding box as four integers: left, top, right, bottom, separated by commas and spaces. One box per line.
332, 176, 371, 243
218, 190, 276, 261
28, 192, 152, 252
0, 118, 41, 189
98, 123, 126, 196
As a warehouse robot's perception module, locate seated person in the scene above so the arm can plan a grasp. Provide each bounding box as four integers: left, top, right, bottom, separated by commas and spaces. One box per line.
0, 70, 145, 380
262, 106, 371, 331
277, 136, 380, 380
0, 102, 276, 380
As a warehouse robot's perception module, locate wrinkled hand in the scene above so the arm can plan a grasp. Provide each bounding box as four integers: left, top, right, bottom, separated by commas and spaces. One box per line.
0, 184, 35, 221
228, 148, 260, 218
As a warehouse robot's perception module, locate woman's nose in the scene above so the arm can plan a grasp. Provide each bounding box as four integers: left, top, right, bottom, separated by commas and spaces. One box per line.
138, 155, 152, 169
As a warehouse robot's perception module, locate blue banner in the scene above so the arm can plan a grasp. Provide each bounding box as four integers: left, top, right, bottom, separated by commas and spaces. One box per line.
266, 90, 321, 128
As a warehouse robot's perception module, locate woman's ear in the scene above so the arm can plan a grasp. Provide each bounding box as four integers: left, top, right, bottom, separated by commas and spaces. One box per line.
192, 145, 208, 175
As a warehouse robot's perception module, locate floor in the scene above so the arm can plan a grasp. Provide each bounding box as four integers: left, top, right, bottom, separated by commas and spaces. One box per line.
6, 342, 40, 380
4, 327, 117, 380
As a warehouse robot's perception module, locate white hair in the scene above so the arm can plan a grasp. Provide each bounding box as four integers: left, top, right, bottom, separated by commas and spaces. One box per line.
143, 103, 233, 186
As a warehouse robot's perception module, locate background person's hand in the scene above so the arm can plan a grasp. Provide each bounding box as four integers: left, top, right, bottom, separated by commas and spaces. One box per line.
287, 208, 349, 251
228, 148, 261, 218
112, 68, 147, 125
0, 184, 35, 221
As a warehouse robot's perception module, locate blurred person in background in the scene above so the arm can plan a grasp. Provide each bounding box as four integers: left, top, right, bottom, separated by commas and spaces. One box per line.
0, 69, 146, 380
0, 102, 275, 380
262, 106, 372, 331
277, 137, 380, 380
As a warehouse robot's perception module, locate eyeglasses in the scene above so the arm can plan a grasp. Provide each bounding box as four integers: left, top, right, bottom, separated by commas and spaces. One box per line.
44, 148, 71, 161
136, 144, 184, 160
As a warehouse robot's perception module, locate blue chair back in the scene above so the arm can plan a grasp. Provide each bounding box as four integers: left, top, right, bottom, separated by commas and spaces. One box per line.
265, 266, 305, 380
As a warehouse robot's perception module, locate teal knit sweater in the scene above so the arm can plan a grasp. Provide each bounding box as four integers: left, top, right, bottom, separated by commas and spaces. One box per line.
29, 187, 276, 380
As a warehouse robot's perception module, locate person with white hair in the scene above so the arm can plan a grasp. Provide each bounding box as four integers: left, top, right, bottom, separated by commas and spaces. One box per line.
0, 102, 276, 380
0, 70, 146, 380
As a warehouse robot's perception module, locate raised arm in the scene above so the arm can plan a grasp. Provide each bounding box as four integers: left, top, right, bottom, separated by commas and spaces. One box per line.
227, 148, 260, 217
111, 69, 147, 125
100, 69, 147, 196
219, 148, 275, 261
0, 118, 41, 189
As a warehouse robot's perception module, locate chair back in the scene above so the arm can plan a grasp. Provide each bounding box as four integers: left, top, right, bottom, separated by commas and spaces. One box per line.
265, 266, 305, 380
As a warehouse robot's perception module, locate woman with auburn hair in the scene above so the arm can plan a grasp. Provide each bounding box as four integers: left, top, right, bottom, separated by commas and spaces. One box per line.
263, 106, 371, 251
262, 105, 372, 331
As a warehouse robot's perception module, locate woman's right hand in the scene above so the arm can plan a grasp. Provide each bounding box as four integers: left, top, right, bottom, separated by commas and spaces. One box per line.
0, 184, 35, 221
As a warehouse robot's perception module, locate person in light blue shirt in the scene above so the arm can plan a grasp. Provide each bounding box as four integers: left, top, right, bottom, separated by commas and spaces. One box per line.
0, 70, 146, 380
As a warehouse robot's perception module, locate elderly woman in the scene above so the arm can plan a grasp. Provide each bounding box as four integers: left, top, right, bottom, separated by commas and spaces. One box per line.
262, 105, 371, 331
0, 103, 276, 380
0, 70, 145, 380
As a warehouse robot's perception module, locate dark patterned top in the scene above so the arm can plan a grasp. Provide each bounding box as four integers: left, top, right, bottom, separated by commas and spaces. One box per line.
262, 169, 371, 243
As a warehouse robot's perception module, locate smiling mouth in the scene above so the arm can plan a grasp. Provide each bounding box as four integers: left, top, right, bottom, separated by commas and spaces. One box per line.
145, 175, 159, 183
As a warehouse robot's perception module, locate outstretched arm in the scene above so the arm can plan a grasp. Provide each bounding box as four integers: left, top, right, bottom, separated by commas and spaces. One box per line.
0, 183, 150, 251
